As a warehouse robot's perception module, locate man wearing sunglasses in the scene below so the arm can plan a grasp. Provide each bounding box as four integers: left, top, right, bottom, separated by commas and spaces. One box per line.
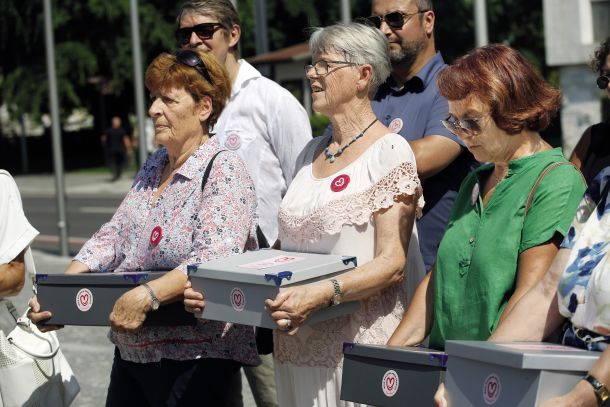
176, 2, 311, 406
367, 0, 474, 271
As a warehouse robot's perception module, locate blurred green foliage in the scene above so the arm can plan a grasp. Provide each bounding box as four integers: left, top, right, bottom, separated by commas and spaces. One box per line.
0, 0, 554, 128
309, 113, 330, 138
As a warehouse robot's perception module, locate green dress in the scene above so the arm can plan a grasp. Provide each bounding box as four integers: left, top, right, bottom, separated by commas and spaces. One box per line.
428, 148, 586, 350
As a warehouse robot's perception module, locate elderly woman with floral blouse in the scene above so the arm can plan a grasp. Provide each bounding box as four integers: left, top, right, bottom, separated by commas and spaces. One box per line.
29, 49, 259, 406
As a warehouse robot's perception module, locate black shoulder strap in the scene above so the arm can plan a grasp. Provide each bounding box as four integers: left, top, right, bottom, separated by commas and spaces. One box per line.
201, 151, 224, 191
201, 150, 270, 249
256, 226, 270, 249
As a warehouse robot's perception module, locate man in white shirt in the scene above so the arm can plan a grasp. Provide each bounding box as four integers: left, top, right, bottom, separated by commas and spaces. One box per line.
177, 0, 312, 247
176, 1, 312, 406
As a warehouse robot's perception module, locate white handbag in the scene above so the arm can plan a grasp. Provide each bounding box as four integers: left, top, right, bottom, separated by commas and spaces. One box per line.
0, 309, 80, 407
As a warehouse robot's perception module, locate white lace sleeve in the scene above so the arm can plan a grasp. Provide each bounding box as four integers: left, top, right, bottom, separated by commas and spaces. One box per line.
279, 134, 424, 243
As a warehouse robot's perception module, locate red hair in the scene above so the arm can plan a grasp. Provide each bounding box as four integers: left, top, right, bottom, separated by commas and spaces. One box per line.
437, 44, 561, 134
145, 49, 230, 127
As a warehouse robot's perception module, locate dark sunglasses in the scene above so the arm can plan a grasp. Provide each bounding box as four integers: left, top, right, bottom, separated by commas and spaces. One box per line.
597, 74, 610, 90
174, 50, 213, 85
366, 10, 429, 29
175, 22, 223, 45
441, 114, 490, 136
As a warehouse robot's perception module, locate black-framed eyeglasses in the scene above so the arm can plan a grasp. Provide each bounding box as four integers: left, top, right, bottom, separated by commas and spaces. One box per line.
597, 74, 610, 90
366, 10, 429, 30
174, 50, 213, 85
304, 60, 356, 76
441, 113, 490, 136
175, 23, 223, 45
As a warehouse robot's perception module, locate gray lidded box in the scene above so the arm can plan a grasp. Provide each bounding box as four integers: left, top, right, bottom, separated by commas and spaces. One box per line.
36, 271, 196, 326
187, 249, 359, 329
341, 342, 447, 407
444, 340, 601, 407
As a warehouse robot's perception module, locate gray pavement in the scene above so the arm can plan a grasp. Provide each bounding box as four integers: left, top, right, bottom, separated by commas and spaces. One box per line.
9, 171, 257, 406
14, 171, 135, 197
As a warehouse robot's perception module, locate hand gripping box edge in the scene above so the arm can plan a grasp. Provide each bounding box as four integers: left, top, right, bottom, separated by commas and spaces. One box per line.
187, 249, 359, 329
35, 271, 196, 326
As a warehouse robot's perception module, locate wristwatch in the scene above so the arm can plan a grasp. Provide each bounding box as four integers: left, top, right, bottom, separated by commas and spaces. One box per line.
330, 279, 342, 307
141, 283, 160, 311
584, 374, 610, 406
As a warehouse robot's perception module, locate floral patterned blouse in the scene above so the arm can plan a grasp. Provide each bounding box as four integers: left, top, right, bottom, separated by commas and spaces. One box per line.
558, 167, 610, 335
75, 137, 260, 365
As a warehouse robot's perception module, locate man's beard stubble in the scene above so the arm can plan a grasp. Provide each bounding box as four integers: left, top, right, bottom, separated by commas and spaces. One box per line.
390, 37, 426, 71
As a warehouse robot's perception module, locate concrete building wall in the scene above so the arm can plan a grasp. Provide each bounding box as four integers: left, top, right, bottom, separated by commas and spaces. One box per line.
543, 0, 609, 156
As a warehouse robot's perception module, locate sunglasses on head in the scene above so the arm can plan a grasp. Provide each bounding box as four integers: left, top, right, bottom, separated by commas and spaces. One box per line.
175, 22, 223, 45
597, 74, 610, 90
174, 50, 213, 85
365, 10, 429, 30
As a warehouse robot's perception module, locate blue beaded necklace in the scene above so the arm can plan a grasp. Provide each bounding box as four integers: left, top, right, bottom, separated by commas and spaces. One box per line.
325, 118, 378, 163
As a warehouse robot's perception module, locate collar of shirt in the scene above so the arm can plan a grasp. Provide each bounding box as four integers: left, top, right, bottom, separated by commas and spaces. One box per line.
473, 147, 565, 184
384, 51, 446, 96
149, 137, 222, 181
232, 60, 262, 99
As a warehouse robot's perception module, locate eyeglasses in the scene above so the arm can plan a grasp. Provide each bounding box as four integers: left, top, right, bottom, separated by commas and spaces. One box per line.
597, 74, 610, 90
175, 23, 223, 45
174, 50, 213, 85
441, 114, 490, 136
304, 60, 356, 76
366, 10, 429, 29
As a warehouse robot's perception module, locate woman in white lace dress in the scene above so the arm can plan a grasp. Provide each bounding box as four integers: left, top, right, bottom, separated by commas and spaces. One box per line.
264, 23, 427, 407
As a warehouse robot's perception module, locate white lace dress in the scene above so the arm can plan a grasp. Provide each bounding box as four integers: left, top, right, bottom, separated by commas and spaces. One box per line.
275, 133, 426, 407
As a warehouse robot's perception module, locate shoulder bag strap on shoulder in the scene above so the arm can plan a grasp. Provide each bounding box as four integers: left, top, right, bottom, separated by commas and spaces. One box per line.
201, 151, 224, 191
524, 161, 586, 216
199, 150, 268, 247
0, 298, 19, 321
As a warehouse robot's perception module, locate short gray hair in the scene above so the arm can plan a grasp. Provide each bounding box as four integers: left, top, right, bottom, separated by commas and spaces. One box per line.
309, 23, 391, 96
415, 0, 434, 11
177, 1, 241, 31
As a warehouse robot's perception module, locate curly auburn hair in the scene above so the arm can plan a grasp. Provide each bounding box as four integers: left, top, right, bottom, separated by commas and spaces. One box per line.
145, 49, 231, 128
591, 37, 610, 74
437, 44, 561, 135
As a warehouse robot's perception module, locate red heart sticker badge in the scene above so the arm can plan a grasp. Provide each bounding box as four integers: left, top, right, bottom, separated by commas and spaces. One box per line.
225, 133, 241, 150
230, 287, 246, 311
382, 370, 399, 397
483, 374, 501, 404
150, 226, 163, 246
330, 174, 350, 192
76, 288, 93, 312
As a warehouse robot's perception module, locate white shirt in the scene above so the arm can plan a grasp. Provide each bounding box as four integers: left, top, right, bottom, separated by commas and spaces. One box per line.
0, 170, 38, 276
212, 60, 312, 244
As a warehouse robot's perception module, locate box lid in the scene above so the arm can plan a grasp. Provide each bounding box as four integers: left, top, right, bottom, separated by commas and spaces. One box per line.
35, 271, 167, 286
187, 249, 357, 286
445, 340, 601, 371
343, 342, 448, 367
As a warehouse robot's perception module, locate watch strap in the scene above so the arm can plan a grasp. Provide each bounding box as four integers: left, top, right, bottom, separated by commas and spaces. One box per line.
330, 278, 342, 307
584, 374, 610, 406
142, 282, 160, 311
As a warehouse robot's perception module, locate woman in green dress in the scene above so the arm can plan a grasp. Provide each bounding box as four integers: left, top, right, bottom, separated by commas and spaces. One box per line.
388, 44, 586, 350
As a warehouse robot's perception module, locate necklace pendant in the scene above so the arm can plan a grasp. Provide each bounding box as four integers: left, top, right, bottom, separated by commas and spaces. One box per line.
329, 156, 336, 163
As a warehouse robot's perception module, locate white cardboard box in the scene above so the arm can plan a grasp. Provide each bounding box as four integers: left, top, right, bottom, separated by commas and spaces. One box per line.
187, 249, 359, 329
